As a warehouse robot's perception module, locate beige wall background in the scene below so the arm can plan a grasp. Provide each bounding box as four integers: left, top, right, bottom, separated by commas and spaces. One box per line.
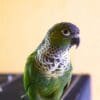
0, 0, 100, 99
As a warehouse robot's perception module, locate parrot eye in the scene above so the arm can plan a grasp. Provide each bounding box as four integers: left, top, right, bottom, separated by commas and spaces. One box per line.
61, 29, 70, 37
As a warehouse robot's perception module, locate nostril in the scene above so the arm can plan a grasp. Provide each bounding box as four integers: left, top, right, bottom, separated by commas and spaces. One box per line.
77, 32, 79, 34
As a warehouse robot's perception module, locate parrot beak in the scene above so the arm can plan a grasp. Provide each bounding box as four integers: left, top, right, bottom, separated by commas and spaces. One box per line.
71, 34, 80, 48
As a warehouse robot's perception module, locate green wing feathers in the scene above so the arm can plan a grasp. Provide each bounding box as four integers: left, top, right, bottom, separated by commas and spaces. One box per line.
24, 52, 72, 100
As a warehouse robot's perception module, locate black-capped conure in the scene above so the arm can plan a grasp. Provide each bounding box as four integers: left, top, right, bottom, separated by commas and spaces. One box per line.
23, 22, 80, 100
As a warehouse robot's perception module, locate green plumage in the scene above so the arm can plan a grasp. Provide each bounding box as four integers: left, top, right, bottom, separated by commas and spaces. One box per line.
23, 22, 80, 100
24, 52, 72, 100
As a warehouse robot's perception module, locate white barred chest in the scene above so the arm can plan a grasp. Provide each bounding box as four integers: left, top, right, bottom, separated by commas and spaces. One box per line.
35, 37, 71, 77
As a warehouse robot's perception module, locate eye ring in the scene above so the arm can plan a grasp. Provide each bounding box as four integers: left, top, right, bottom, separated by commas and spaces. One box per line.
61, 29, 70, 36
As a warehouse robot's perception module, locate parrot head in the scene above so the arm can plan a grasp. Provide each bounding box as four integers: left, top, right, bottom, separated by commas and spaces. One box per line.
47, 22, 80, 49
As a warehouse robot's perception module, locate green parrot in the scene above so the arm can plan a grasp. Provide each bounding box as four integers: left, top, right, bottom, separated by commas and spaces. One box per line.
23, 22, 80, 100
